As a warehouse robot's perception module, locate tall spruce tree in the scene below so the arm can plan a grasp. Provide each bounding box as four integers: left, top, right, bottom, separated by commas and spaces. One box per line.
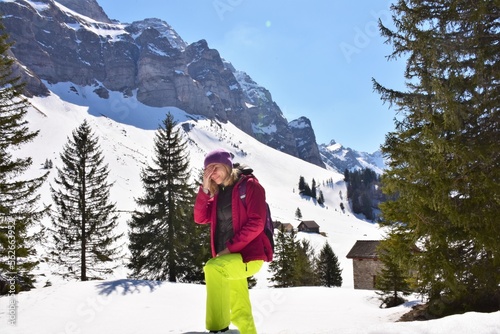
128, 112, 201, 282
268, 227, 298, 287
0, 22, 48, 290
374, 0, 500, 316
317, 242, 342, 287
50, 120, 122, 281
294, 239, 316, 286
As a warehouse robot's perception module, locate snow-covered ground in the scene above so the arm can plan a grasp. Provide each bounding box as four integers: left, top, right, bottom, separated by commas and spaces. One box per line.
1, 88, 499, 333
2, 278, 499, 334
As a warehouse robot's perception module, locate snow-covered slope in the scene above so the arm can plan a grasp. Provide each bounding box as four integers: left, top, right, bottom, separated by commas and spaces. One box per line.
21, 85, 381, 285
3, 87, 499, 333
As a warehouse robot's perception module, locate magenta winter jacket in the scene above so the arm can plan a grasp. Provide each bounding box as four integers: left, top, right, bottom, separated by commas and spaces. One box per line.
194, 175, 273, 263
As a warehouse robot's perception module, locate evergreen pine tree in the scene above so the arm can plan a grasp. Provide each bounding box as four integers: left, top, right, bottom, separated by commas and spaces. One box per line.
317, 190, 325, 205
294, 239, 316, 286
294, 207, 302, 220
177, 219, 211, 283
298, 176, 306, 193
311, 178, 317, 199
374, 0, 500, 316
298, 176, 312, 197
128, 112, 201, 282
375, 232, 413, 308
268, 227, 297, 287
317, 242, 343, 287
0, 22, 48, 290
50, 120, 122, 281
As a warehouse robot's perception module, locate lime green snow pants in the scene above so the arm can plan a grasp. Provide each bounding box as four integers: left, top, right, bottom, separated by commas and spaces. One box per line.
203, 253, 263, 334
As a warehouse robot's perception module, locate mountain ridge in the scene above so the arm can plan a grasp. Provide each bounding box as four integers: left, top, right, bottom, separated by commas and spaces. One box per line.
319, 140, 386, 174
1, 0, 384, 172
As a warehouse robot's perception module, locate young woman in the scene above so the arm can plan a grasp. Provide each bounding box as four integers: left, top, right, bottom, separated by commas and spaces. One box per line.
194, 148, 273, 334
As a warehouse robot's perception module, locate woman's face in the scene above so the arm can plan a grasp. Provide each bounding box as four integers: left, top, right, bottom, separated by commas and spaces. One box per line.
206, 163, 229, 185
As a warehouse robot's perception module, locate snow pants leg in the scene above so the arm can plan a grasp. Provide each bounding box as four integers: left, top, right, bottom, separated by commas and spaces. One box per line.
203, 253, 263, 334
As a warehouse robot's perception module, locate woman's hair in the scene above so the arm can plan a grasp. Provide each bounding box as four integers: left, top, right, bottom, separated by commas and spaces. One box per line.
206, 164, 240, 196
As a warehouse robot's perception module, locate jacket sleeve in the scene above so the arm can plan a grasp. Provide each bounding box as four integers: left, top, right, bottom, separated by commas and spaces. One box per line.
193, 185, 214, 224
226, 178, 266, 253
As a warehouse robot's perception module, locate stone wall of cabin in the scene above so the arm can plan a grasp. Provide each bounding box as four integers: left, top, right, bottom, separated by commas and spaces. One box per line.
352, 258, 384, 290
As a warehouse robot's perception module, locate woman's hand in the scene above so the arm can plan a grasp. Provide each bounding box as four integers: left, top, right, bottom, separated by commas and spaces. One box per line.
203, 165, 215, 191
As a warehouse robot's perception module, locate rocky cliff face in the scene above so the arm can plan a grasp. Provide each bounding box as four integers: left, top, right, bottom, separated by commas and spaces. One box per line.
288, 117, 325, 168
0, 0, 319, 162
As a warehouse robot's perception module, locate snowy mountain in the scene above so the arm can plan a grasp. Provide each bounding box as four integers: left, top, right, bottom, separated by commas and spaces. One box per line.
0, 0, 386, 172
319, 140, 387, 174
0, 0, 324, 165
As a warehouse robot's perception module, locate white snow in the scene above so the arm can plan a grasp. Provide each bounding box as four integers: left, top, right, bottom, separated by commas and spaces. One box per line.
288, 119, 310, 130
326, 142, 342, 151
251, 122, 277, 135
0, 87, 499, 333
2, 278, 499, 334
24, 0, 49, 12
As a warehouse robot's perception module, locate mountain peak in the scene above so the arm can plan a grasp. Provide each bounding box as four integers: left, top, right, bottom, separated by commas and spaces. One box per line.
56, 0, 112, 23
288, 117, 325, 168
289, 116, 313, 129
319, 142, 386, 174
128, 18, 187, 50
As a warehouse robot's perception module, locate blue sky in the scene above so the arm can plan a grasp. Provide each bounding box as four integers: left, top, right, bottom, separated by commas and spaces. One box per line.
97, 0, 406, 153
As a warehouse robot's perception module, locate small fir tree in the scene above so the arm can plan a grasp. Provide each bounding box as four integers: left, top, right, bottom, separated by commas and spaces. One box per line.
298, 176, 306, 193
317, 242, 343, 287
375, 233, 413, 308
295, 207, 302, 220
294, 239, 316, 286
317, 190, 325, 206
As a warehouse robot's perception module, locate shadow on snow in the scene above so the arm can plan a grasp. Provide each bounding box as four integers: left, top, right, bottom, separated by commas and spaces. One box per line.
95, 279, 164, 296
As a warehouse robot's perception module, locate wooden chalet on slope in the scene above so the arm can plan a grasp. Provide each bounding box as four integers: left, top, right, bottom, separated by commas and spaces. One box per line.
346, 240, 382, 290
297, 220, 320, 233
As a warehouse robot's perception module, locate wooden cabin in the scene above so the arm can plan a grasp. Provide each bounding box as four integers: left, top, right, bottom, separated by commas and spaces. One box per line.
297, 220, 320, 233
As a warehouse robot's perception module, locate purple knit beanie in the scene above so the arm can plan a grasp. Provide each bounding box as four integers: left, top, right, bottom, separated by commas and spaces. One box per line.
204, 149, 232, 169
